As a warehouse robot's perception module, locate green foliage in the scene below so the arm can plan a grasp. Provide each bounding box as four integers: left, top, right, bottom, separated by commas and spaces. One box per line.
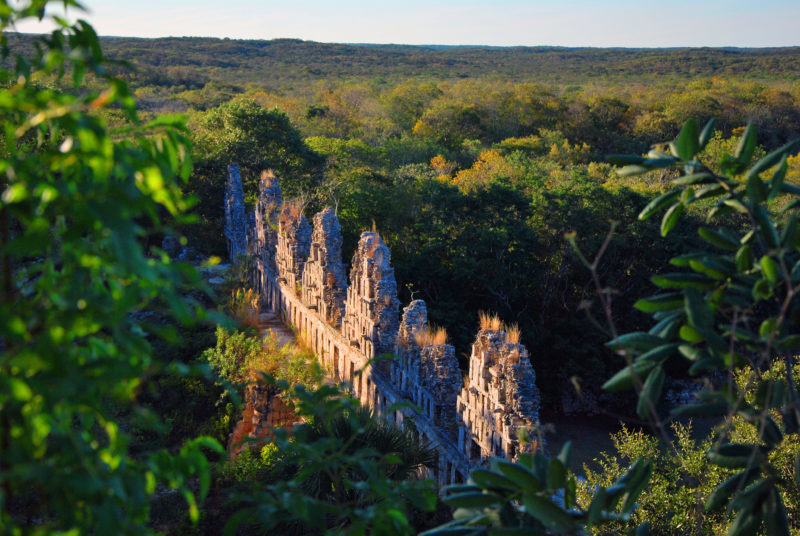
215, 444, 281, 485
183, 97, 323, 254
579, 361, 800, 535
190, 96, 323, 196
578, 423, 732, 535
599, 118, 800, 534
0, 2, 222, 532
204, 327, 263, 385
204, 326, 322, 388
424, 441, 652, 535
224, 380, 438, 535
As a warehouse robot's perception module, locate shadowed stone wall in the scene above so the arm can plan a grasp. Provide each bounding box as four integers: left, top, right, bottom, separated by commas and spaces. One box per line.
254, 171, 282, 276
224, 163, 247, 259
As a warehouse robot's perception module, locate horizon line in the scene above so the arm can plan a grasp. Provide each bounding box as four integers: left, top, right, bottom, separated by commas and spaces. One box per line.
8, 32, 800, 50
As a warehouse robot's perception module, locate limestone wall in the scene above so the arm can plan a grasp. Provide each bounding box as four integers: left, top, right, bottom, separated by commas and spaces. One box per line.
276, 203, 311, 295
341, 232, 400, 358
457, 330, 541, 463
225, 164, 541, 487
254, 170, 282, 277
302, 207, 348, 327
224, 164, 247, 259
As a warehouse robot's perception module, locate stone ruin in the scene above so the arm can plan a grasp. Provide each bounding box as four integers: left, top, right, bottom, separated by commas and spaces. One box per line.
223, 164, 542, 484
224, 163, 247, 259
253, 171, 283, 276
457, 329, 541, 463
228, 383, 296, 458
302, 207, 348, 328
275, 202, 311, 294
341, 232, 400, 358
390, 300, 461, 435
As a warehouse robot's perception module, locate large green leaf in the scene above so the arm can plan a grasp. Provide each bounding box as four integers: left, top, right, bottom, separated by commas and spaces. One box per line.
522, 494, 575, 533
675, 118, 699, 160
638, 190, 680, 221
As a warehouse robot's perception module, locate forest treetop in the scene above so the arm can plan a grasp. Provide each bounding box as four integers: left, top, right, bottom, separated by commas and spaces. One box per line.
7, 33, 800, 89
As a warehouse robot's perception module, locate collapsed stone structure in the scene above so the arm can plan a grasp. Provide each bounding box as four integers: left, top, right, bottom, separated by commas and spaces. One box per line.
229, 383, 296, 458
225, 166, 541, 485
457, 330, 541, 461
224, 164, 247, 259
276, 202, 311, 293
253, 171, 282, 275
302, 207, 348, 328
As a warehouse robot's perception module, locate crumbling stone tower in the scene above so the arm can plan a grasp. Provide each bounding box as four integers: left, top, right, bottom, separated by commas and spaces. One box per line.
275, 202, 311, 294
457, 329, 541, 463
341, 232, 400, 358
302, 207, 348, 327
391, 301, 462, 436
392, 300, 428, 394
420, 345, 462, 435
224, 163, 247, 259
253, 171, 283, 276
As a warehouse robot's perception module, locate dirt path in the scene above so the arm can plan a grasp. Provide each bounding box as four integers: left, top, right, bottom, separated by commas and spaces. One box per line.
227, 311, 301, 457
256, 311, 296, 346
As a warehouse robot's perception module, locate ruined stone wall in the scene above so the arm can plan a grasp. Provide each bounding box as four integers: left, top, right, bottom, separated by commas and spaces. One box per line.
254, 171, 283, 276
302, 207, 348, 328
228, 384, 296, 458
341, 232, 400, 359
275, 203, 311, 296
224, 164, 540, 487
391, 301, 461, 436
224, 163, 247, 259
457, 330, 541, 464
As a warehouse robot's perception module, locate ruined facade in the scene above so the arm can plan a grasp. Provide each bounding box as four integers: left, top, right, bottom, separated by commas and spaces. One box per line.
457, 330, 541, 463
390, 300, 461, 435
302, 207, 348, 327
224, 164, 541, 486
224, 164, 247, 259
253, 171, 283, 276
275, 203, 311, 294
341, 232, 400, 358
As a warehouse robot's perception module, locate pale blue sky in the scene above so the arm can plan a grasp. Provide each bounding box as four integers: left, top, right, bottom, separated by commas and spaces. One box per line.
15, 0, 800, 47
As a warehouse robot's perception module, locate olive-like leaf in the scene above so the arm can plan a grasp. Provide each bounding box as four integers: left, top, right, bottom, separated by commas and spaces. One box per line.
602, 361, 656, 392
522, 495, 576, 533
760, 256, 780, 284
661, 202, 685, 237
638, 190, 680, 221
698, 117, 717, 151
675, 118, 699, 160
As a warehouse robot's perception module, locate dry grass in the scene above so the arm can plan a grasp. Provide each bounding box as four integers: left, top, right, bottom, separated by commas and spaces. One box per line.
478, 311, 503, 331
229, 288, 260, 328
280, 199, 303, 224
415, 326, 448, 347
506, 323, 521, 344
478, 312, 523, 345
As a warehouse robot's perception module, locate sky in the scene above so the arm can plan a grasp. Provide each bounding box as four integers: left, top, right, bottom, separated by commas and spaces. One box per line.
14, 0, 800, 47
